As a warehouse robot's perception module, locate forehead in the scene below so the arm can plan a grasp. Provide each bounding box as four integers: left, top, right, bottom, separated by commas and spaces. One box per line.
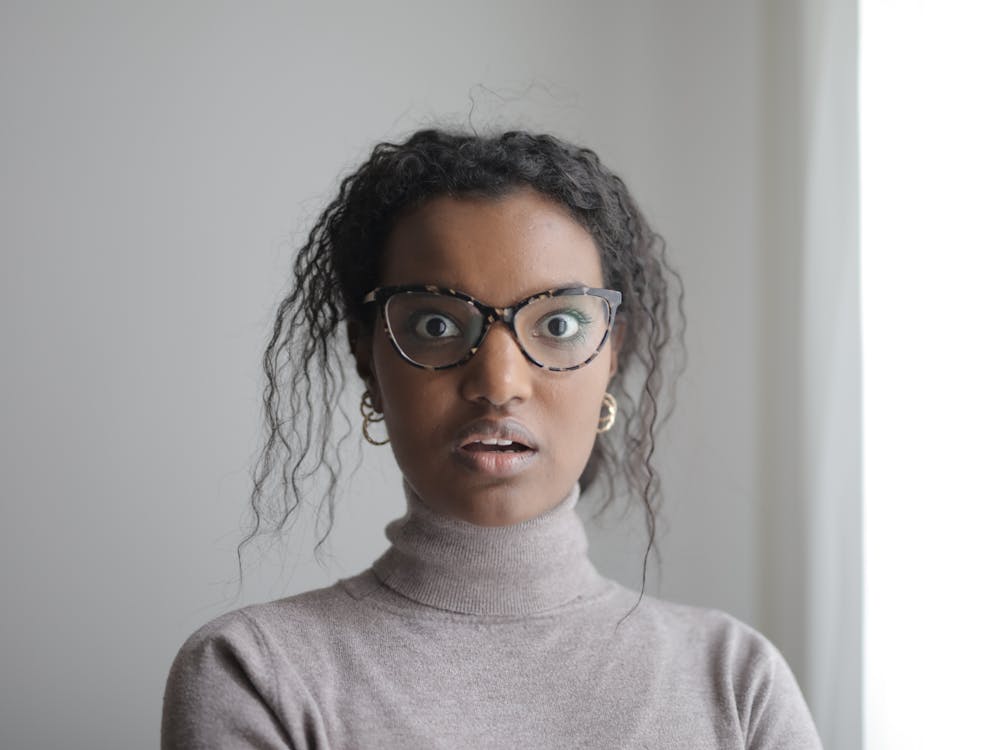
379, 189, 605, 304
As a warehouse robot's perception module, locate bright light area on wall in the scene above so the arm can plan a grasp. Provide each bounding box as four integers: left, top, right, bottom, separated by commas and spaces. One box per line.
861, 2, 995, 748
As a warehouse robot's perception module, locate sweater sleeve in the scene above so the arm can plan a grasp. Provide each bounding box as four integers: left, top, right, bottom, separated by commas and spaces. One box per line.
161, 610, 294, 750
735, 633, 824, 750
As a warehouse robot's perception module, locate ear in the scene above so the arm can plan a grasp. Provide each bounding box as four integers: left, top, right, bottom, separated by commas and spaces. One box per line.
348, 320, 382, 409
608, 317, 626, 380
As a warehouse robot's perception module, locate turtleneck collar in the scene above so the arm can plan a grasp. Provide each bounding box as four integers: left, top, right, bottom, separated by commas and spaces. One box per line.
369, 482, 603, 616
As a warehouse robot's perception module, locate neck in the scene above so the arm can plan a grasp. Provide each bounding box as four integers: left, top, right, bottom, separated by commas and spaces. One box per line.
370, 481, 602, 616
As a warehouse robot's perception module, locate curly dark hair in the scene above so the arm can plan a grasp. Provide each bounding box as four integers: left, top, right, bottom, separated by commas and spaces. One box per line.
239, 129, 686, 608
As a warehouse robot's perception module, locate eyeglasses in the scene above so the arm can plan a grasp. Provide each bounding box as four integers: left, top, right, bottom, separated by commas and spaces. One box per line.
362, 284, 622, 371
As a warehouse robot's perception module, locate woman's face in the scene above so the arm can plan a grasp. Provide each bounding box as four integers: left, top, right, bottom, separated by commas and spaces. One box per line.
356, 188, 618, 526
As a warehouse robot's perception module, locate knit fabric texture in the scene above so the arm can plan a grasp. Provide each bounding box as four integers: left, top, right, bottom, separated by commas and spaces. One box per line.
162, 484, 823, 749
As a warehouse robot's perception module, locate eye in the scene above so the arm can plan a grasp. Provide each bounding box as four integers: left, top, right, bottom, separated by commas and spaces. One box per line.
536, 311, 586, 339
410, 311, 461, 339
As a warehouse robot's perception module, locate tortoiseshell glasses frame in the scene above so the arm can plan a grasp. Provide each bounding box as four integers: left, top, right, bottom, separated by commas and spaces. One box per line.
361, 284, 623, 371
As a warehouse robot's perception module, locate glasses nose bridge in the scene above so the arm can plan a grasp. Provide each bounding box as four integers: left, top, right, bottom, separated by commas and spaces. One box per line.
487, 303, 517, 325
476, 302, 518, 340
475, 303, 531, 360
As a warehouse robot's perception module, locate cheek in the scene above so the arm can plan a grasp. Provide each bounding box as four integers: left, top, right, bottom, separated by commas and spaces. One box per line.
545, 378, 601, 428
372, 335, 421, 414
371, 334, 452, 443
542, 365, 612, 456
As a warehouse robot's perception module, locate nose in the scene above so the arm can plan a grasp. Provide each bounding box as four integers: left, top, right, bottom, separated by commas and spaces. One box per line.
458, 322, 534, 408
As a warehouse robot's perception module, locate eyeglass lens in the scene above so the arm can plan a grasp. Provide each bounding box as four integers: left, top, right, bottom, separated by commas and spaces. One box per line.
383, 292, 612, 369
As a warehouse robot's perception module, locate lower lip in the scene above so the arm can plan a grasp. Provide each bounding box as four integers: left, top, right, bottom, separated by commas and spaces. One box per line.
453, 446, 538, 476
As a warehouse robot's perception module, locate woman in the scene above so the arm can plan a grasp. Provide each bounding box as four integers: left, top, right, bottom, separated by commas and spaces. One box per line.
162, 130, 822, 748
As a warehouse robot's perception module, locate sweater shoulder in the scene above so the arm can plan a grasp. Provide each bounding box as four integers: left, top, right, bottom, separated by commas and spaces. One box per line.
187, 578, 361, 644
167, 578, 361, 680
162, 581, 359, 732
604, 581, 766, 640
603, 583, 795, 689
603, 586, 820, 748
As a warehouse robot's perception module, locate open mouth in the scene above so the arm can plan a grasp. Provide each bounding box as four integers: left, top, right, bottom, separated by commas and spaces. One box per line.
453, 419, 540, 475
461, 438, 533, 454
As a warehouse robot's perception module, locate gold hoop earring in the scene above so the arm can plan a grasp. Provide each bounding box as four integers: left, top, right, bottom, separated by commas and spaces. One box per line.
596, 392, 617, 434
360, 390, 389, 446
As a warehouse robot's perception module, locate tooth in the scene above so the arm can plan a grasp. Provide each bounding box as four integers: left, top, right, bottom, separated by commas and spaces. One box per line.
496, 439, 512, 446
482, 438, 498, 445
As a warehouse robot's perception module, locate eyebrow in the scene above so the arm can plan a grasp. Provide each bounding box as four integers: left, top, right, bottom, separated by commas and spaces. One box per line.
410, 280, 594, 296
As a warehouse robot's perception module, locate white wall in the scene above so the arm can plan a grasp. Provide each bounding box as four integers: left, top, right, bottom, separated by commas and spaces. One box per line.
862, 2, 995, 748
0, 2, 854, 748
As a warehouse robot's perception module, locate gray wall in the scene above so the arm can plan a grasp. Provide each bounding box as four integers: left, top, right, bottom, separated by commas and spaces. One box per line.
1, 2, 851, 748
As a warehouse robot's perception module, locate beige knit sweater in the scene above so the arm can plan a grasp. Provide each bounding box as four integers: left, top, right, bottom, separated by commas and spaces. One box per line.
162, 484, 822, 749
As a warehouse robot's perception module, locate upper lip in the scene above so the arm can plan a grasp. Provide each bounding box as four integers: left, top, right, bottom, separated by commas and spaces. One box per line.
454, 418, 539, 451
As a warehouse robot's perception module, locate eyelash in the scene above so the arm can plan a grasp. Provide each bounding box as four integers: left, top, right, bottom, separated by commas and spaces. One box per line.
536, 310, 593, 344
408, 311, 461, 338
